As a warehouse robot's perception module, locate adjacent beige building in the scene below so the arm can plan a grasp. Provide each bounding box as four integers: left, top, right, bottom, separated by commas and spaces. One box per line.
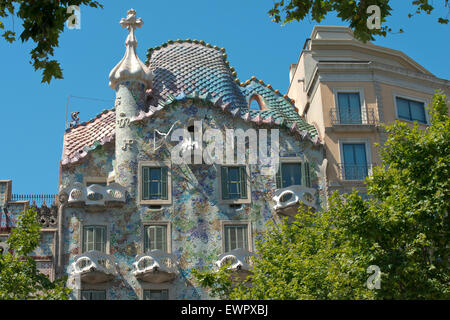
288, 26, 450, 200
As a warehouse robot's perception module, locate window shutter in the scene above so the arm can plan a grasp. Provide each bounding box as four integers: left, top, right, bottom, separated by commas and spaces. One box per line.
221, 167, 229, 199
276, 164, 282, 189
161, 167, 168, 200
142, 167, 149, 200
302, 162, 311, 188
239, 167, 247, 199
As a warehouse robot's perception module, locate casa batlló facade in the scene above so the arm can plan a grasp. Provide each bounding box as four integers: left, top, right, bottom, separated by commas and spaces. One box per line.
51, 9, 326, 300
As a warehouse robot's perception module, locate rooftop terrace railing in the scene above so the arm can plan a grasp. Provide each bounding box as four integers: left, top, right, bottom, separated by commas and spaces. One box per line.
11, 194, 57, 206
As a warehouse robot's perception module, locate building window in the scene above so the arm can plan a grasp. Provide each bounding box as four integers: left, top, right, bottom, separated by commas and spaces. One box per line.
276, 162, 311, 189
224, 224, 249, 253
221, 166, 249, 200
395, 97, 426, 124
143, 289, 168, 300
139, 161, 172, 205
144, 225, 168, 253
84, 177, 107, 187
249, 95, 265, 111
81, 290, 106, 300
337, 92, 362, 124
142, 167, 168, 200
342, 143, 368, 180
83, 226, 106, 253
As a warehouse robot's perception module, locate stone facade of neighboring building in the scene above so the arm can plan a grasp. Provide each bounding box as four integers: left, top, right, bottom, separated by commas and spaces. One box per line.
0, 180, 58, 282
287, 26, 450, 200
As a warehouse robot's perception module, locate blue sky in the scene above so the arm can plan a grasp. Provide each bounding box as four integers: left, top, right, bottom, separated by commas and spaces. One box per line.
0, 0, 449, 195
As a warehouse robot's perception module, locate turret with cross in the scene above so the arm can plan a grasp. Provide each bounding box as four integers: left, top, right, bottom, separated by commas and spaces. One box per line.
109, 9, 152, 197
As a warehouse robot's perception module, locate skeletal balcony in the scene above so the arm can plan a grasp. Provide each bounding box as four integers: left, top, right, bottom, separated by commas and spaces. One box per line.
215, 248, 255, 280
133, 249, 179, 283
272, 185, 317, 217
58, 182, 126, 210
71, 250, 118, 284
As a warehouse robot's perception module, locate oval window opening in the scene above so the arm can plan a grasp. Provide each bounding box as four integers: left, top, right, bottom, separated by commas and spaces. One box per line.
249, 95, 265, 111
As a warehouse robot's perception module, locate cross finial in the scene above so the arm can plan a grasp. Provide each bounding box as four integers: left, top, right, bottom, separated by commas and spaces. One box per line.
108, 9, 153, 90
120, 9, 143, 31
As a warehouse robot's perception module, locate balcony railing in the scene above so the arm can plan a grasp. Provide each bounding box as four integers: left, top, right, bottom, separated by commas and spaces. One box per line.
11, 194, 57, 206
59, 182, 126, 208
338, 163, 375, 181
330, 108, 375, 125
71, 250, 118, 284
133, 249, 179, 283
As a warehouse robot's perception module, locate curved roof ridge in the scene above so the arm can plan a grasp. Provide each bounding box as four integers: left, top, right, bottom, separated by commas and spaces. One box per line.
240, 75, 297, 108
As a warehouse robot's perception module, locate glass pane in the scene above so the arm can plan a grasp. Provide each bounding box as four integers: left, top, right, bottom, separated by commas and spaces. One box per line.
410, 101, 426, 123
281, 163, 301, 187
396, 97, 411, 120
224, 225, 248, 251
343, 144, 367, 180
145, 225, 167, 252
81, 290, 105, 300
144, 289, 168, 300
228, 168, 239, 181
338, 92, 361, 124
150, 168, 161, 180
150, 182, 160, 198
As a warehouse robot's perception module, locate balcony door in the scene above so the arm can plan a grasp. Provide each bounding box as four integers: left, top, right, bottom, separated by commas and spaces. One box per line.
338, 92, 362, 124
342, 143, 368, 180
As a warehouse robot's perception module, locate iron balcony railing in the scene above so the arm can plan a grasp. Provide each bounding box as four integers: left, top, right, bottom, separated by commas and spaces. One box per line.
11, 194, 57, 206
338, 163, 375, 181
330, 108, 376, 125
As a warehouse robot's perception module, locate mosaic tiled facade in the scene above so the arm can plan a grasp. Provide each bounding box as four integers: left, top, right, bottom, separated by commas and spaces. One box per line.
56, 9, 326, 300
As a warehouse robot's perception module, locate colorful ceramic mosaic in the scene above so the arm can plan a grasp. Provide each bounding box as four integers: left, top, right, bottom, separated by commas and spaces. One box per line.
56, 9, 327, 300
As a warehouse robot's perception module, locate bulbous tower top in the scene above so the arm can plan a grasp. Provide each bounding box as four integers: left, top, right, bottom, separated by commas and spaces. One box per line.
108, 9, 153, 90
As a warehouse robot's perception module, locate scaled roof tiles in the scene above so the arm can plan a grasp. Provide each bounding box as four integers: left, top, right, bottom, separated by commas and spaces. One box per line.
62, 40, 319, 165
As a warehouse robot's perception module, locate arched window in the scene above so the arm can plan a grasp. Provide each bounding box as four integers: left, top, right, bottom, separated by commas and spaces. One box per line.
249, 95, 265, 111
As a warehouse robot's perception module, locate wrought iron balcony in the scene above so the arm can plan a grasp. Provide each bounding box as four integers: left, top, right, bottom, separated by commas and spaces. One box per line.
272, 185, 317, 216
338, 163, 374, 181
133, 249, 179, 283
59, 182, 126, 208
215, 248, 255, 279
330, 108, 376, 125
71, 250, 118, 284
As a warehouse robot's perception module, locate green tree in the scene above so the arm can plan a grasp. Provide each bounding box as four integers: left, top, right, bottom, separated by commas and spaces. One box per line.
0, 0, 103, 83
0, 207, 71, 299
194, 92, 449, 299
268, 0, 449, 42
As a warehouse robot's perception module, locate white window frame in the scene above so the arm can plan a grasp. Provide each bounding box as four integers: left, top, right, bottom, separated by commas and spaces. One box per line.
218, 164, 251, 205
221, 220, 253, 253
141, 221, 172, 254
338, 138, 373, 181
392, 91, 430, 125
138, 160, 172, 205
332, 88, 367, 124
